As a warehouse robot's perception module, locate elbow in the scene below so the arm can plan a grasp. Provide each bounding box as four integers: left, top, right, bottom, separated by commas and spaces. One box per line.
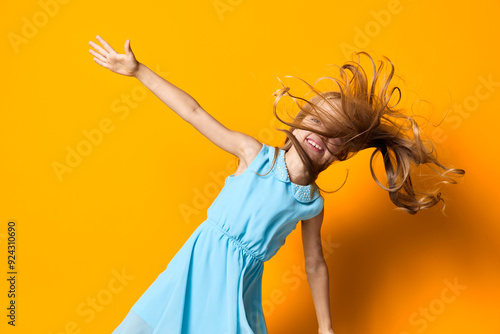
305, 259, 328, 274
186, 107, 203, 125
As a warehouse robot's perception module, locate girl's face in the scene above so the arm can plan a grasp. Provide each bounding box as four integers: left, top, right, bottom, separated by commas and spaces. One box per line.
292, 113, 344, 167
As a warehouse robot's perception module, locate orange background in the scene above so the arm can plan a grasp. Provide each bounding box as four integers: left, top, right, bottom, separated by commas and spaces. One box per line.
1, 0, 499, 333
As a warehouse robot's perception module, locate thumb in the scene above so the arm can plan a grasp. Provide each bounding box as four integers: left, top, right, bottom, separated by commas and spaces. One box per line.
125, 39, 134, 55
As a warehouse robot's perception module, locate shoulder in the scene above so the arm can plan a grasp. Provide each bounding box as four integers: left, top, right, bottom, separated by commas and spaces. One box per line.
302, 205, 324, 224
239, 137, 265, 167
299, 193, 324, 220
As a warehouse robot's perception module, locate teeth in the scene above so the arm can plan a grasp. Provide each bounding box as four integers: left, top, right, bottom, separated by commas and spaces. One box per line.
307, 138, 323, 150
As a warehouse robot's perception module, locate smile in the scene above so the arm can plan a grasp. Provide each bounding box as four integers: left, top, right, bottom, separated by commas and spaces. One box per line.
306, 138, 324, 152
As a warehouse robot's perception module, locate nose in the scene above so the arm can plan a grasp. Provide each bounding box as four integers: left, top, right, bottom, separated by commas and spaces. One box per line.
319, 135, 333, 147
320, 136, 342, 153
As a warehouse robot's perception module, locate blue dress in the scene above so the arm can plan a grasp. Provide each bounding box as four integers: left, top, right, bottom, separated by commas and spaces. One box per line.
112, 143, 324, 334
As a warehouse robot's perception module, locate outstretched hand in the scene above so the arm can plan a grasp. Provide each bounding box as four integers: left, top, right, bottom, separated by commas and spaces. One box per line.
88, 35, 139, 77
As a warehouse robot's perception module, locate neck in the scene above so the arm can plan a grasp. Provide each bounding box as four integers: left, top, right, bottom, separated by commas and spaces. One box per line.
284, 146, 310, 186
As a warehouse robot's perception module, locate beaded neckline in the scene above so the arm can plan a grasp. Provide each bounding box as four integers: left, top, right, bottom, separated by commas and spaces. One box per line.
269, 146, 320, 203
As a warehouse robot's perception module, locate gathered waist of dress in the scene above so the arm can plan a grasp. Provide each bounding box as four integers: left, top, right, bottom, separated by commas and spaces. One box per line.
204, 219, 265, 263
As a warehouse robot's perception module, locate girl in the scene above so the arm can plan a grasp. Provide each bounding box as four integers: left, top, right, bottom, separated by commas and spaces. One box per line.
88, 36, 465, 334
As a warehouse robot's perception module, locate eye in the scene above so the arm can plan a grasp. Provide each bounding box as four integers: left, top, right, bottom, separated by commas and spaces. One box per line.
311, 118, 321, 124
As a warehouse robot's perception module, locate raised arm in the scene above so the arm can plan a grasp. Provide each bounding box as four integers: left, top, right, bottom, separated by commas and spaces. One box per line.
301, 207, 335, 334
133, 62, 262, 161
88, 36, 261, 164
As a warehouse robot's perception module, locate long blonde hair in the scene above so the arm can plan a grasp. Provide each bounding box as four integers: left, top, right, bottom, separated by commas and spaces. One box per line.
266, 51, 465, 215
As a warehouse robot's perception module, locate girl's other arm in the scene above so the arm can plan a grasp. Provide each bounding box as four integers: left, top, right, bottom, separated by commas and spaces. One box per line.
301, 208, 335, 334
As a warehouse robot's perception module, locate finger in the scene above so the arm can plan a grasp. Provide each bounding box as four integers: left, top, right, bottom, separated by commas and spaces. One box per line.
96, 35, 117, 54
93, 57, 108, 69
89, 49, 107, 63
89, 40, 109, 57
125, 39, 134, 55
